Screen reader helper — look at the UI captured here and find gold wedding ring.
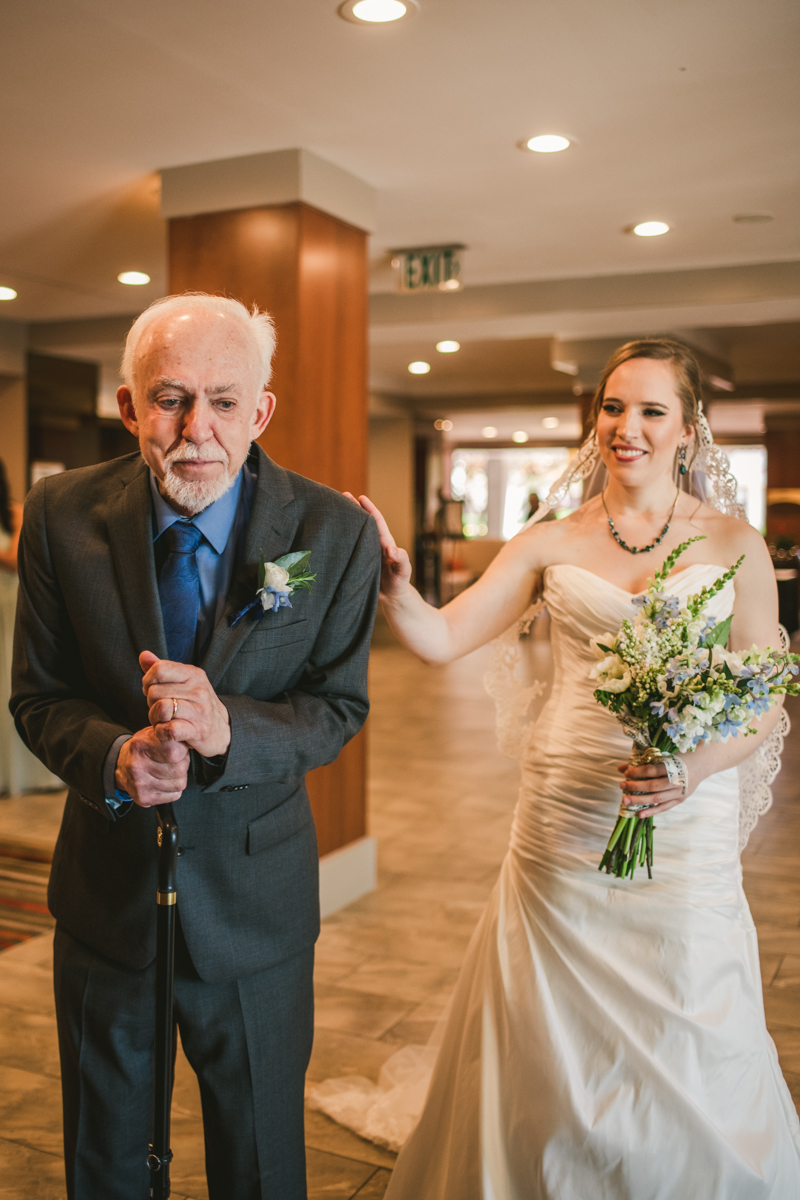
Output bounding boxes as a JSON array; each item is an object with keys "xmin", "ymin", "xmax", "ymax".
[{"xmin": 171, "ymin": 697, "xmax": 178, "ymax": 720}]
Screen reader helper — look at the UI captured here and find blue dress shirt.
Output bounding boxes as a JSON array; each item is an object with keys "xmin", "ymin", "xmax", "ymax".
[{"xmin": 103, "ymin": 463, "xmax": 255, "ymax": 809}]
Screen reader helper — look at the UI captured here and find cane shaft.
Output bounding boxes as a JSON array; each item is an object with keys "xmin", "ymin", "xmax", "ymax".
[{"xmin": 149, "ymin": 803, "xmax": 179, "ymax": 1199}]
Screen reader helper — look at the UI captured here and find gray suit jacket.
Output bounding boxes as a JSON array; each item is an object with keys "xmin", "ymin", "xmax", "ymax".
[{"xmin": 11, "ymin": 446, "xmax": 380, "ymax": 982}]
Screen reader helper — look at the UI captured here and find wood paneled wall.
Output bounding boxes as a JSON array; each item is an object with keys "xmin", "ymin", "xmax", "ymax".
[{"xmin": 169, "ymin": 201, "xmax": 369, "ymax": 857}]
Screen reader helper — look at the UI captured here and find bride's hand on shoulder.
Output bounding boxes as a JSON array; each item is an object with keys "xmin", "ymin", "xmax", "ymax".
[{"xmin": 343, "ymin": 493, "xmax": 412, "ymax": 601}]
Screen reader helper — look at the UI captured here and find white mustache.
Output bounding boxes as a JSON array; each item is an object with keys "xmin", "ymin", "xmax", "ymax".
[{"xmin": 165, "ymin": 444, "xmax": 229, "ymax": 469}]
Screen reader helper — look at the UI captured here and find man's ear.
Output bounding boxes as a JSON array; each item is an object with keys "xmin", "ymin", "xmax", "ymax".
[
  {"xmin": 251, "ymin": 390, "xmax": 276, "ymax": 440},
  {"xmin": 117, "ymin": 386, "xmax": 139, "ymax": 436}
]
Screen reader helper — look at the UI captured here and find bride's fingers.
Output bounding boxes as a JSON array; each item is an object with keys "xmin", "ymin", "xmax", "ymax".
[
  {"xmin": 342, "ymin": 492, "xmax": 409, "ymax": 568},
  {"xmin": 636, "ymin": 795, "xmax": 685, "ymax": 817},
  {"xmin": 623, "ymin": 784, "xmax": 684, "ymax": 812},
  {"xmin": 621, "ymin": 774, "xmax": 668, "ymax": 795},
  {"xmin": 355, "ymin": 495, "xmax": 404, "ymax": 559},
  {"xmin": 624, "ymin": 762, "xmax": 670, "ymax": 780}
]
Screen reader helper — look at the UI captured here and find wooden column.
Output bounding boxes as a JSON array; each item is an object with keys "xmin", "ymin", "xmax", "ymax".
[{"xmin": 168, "ymin": 201, "xmax": 369, "ymax": 857}]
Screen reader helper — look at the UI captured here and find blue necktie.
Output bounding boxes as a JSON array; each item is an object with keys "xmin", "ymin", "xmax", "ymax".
[{"xmin": 158, "ymin": 521, "xmax": 203, "ymax": 664}]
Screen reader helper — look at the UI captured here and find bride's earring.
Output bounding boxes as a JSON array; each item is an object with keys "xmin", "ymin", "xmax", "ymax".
[{"xmin": 678, "ymin": 445, "xmax": 688, "ymax": 475}]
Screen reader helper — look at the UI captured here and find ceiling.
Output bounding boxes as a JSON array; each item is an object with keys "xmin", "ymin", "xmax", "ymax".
[{"xmin": 1, "ymin": 0, "xmax": 799, "ymax": 399}]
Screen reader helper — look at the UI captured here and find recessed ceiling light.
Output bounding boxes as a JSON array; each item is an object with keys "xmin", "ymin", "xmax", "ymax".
[
  {"xmin": 440, "ymin": 278, "xmax": 460, "ymax": 290},
  {"xmin": 630, "ymin": 221, "xmax": 670, "ymax": 237},
  {"xmin": 523, "ymin": 134, "xmax": 571, "ymax": 154},
  {"xmin": 436, "ymin": 340, "xmax": 460, "ymax": 353},
  {"xmin": 512, "ymin": 431, "xmax": 529, "ymax": 443},
  {"xmin": 542, "ymin": 416, "xmax": 560, "ymax": 429},
  {"xmin": 434, "ymin": 418, "xmax": 453, "ymax": 431},
  {"xmin": 408, "ymin": 361, "xmax": 430, "ymax": 374},
  {"xmin": 733, "ymin": 213, "xmax": 773, "ymax": 224},
  {"xmin": 118, "ymin": 271, "xmax": 151, "ymax": 285},
  {"xmin": 338, "ymin": 0, "xmax": 418, "ymax": 23},
  {"xmin": 0, "ymin": 286, "xmax": 17, "ymax": 301},
  {"xmin": 482, "ymin": 426, "xmax": 498, "ymax": 439}
]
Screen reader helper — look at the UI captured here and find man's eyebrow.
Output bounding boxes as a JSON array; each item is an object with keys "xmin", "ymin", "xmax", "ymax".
[
  {"xmin": 207, "ymin": 383, "xmax": 237, "ymax": 396},
  {"xmin": 148, "ymin": 377, "xmax": 193, "ymax": 398}
]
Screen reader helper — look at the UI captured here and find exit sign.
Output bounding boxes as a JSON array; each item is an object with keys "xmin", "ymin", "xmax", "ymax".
[{"xmin": 394, "ymin": 245, "xmax": 464, "ymax": 293}]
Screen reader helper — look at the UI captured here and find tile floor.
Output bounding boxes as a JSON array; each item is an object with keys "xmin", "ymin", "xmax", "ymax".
[{"xmin": 0, "ymin": 633, "xmax": 798, "ymax": 1197}]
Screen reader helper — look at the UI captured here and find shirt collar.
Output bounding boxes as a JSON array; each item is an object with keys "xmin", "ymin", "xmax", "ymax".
[{"xmin": 149, "ymin": 468, "xmax": 244, "ymax": 555}]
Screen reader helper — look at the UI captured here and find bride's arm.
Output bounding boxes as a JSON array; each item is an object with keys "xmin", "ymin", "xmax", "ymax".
[
  {"xmin": 623, "ymin": 525, "xmax": 785, "ymax": 815},
  {"xmin": 346, "ymin": 495, "xmax": 543, "ymax": 664}
]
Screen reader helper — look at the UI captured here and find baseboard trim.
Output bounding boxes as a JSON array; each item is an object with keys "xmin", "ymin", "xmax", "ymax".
[{"xmin": 319, "ymin": 836, "xmax": 377, "ymax": 919}]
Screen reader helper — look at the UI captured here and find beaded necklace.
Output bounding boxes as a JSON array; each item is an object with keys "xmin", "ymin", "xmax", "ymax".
[{"xmin": 601, "ymin": 489, "xmax": 680, "ymax": 555}]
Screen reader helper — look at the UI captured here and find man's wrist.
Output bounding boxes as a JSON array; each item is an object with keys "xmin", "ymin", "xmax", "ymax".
[{"xmin": 104, "ymin": 734, "xmax": 131, "ymax": 800}]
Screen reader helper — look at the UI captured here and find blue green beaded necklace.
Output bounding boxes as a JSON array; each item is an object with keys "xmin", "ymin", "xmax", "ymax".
[{"xmin": 602, "ymin": 488, "xmax": 680, "ymax": 555}]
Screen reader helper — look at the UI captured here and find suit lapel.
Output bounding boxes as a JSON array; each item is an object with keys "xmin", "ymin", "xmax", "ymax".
[
  {"xmin": 201, "ymin": 449, "xmax": 299, "ymax": 688},
  {"xmin": 107, "ymin": 459, "xmax": 168, "ymax": 660}
]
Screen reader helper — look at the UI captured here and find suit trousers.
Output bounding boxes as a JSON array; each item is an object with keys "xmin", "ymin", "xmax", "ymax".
[{"xmin": 53, "ymin": 920, "xmax": 314, "ymax": 1200}]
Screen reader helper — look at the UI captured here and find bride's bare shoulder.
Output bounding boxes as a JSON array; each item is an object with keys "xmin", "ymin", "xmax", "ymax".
[
  {"xmin": 686, "ymin": 499, "xmax": 768, "ymax": 561},
  {"xmin": 509, "ymin": 498, "xmax": 603, "ymax": 567}
]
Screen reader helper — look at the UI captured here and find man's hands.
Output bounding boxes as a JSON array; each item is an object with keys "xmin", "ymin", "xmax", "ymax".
[
  {"xmin": 115, "ymin": 652, "xmax": 231, "ymax": 809},
  {"xmin": 115, "ymin": 727, "xmax": 189, "ymax": 808},
  {"xmin": 140, "ymin": 651, "xmax": 231, "ymax": 760}
]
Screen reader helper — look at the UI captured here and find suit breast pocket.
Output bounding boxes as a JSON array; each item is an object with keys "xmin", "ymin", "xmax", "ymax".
[{"xmin": 239, "ymin": 618, "xmax": 310, "ymax": 654}]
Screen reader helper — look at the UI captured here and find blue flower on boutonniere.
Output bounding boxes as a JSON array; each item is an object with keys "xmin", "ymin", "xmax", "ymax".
[{"xmin": 230, "ymin": 551, "xmax": 316, "ymax": 626}]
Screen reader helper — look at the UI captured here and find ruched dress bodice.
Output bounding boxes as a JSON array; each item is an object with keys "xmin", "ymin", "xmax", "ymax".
[{"xmin": 385, "ymin": 564, "xmax": 800, "ymax": 1200}]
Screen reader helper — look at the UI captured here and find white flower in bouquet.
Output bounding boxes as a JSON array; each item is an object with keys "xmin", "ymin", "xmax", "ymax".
[{"xmin": 590, "ymin": 653, "xmax": 632, "ymax": 693}]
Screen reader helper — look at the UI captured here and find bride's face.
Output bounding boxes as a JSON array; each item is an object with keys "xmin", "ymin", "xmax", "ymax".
[{"xmin": 596, "ymin": 358, "xmax": 693, "ymax": 485}]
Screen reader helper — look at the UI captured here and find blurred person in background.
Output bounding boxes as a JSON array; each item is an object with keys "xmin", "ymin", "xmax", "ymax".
[{"xmin": 0, "ymin": 458, "xmax": 61, "ymax": 795}]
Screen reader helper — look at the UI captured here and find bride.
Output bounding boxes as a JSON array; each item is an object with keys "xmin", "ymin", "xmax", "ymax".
[{"xmin": 331, "ymin": 339, "xmax": 800, "ymax": 1198}]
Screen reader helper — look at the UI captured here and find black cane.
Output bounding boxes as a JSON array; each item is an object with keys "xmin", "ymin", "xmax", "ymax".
[{"xmin": 148, "ymin": 803, "xmax": 179, "ymax": 1199}]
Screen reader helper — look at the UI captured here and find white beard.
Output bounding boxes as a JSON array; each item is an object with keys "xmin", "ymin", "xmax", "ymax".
[{"xmin": 159, "ymin": 444, "xmax": 235, "ymax": 514}]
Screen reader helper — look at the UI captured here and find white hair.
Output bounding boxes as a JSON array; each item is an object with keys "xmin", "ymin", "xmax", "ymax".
[{"xmin": 121, "ymin": 292, "xmax": 276, "ymax": 393}]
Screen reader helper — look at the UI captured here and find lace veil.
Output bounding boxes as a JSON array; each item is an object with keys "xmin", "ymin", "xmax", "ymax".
[{"xmin": 485, "ymin": 400, "xmax": 788, "ymax": 850}]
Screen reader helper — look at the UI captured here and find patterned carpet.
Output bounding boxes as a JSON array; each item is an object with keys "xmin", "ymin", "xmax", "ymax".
[{"xmin": 0, "ymin": 842, "xmax": 54, "ymax": 950}]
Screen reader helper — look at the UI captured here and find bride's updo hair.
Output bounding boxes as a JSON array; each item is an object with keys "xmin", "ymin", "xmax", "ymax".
[{"xmin": 589, "ymin": 339, "xmax": 703, "ymax": 461}]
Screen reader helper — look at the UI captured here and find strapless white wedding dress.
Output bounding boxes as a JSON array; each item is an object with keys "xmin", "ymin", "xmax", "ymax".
[{"xmin": 313, "ymin": 564, "xmax": 800, "ymax": 1199}]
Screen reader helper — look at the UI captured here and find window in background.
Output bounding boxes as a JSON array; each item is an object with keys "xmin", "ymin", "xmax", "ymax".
[
  {"xmin": 722, "ymin": 445, "xmax": 767, "ymax": 532},
  {"xmin": 451, "ymin": 447, "xmax": 579, "ymax": 539},
  {"xmin": 450, "ymin": 450, "xmax": 488, "ymax": 536}
]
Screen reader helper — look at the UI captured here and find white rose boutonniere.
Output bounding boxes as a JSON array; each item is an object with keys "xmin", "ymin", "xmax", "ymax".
[{"xmin": 231, "ymin": 551, "xmax": 317, "ymax": 626}]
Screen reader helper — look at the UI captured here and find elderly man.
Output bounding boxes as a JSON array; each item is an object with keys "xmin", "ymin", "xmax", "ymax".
[{"xmin": 11, "ymin": 293, "xmax": 380, "ymax": 1200}]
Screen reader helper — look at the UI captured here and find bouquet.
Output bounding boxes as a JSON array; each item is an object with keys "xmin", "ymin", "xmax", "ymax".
[{"xmin": 589, "ymin": 537, "xmax": 800, "ymax": 880}]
